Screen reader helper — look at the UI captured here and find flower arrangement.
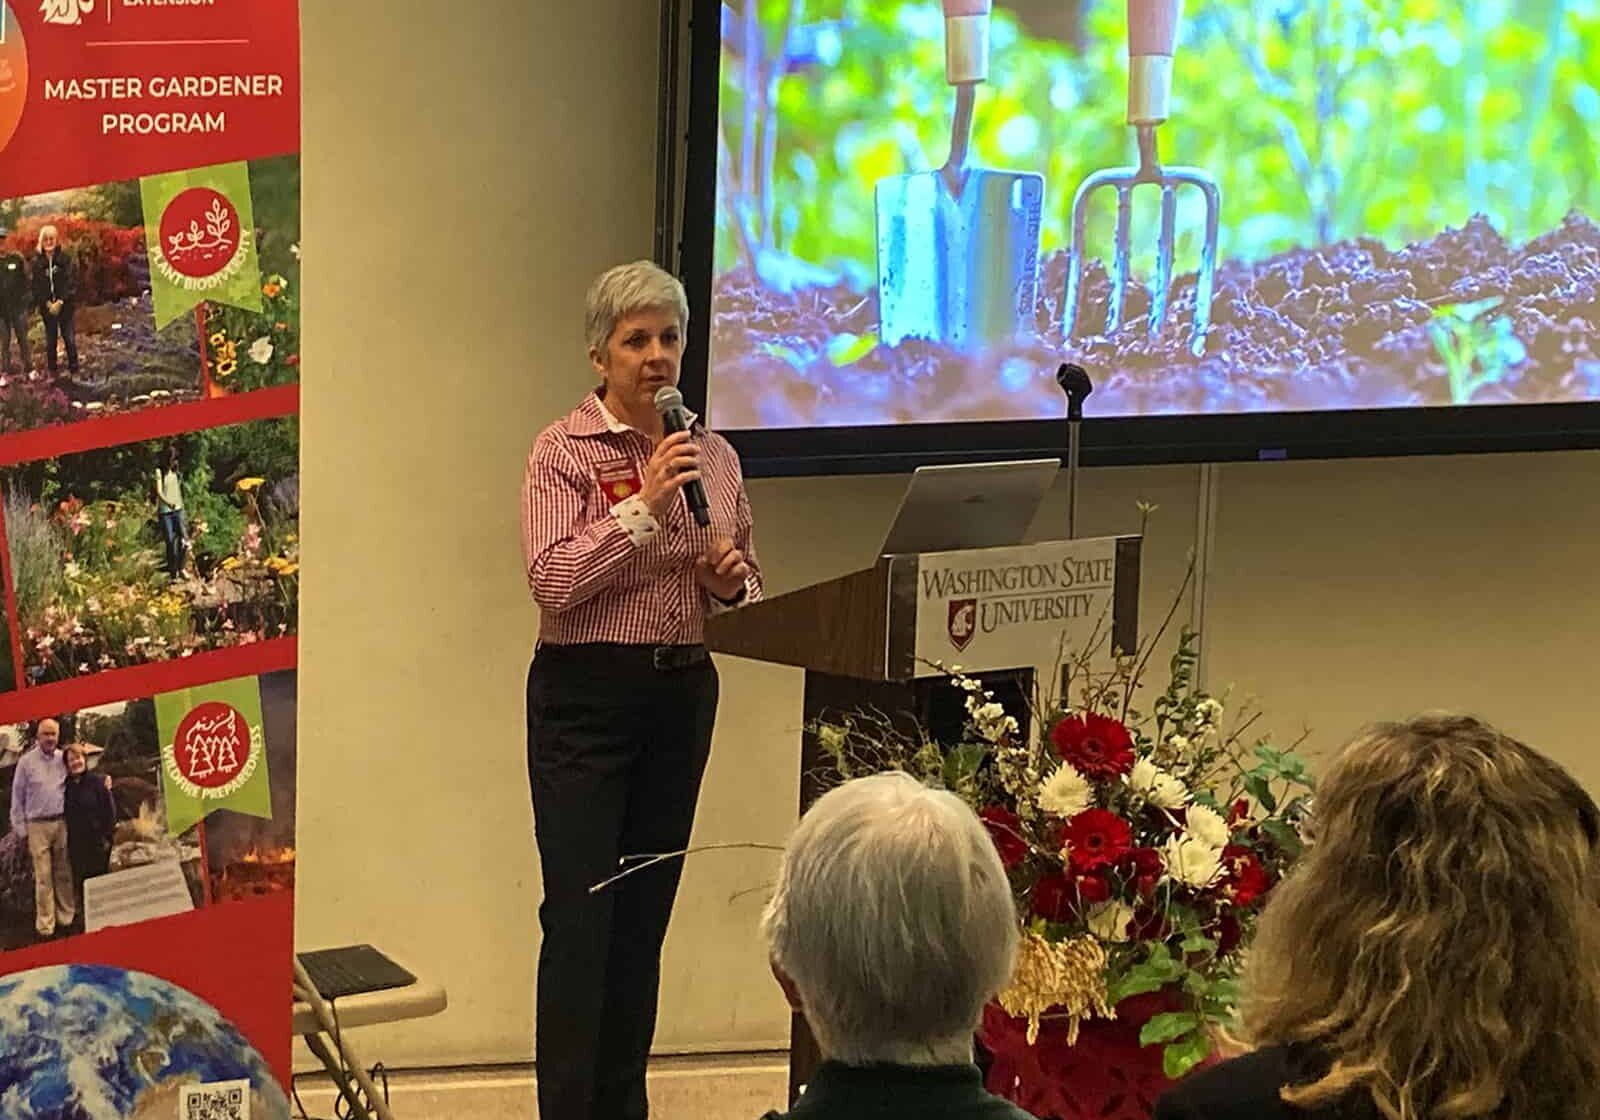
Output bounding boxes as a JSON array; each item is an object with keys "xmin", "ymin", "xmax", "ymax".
[{"xmin": 811, "ymin": 595, "xmax": 1315, "ymax": 1119}]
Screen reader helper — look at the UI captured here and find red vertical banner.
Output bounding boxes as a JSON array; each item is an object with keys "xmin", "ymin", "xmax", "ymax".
[{"xmin": 0, "ymin": 0, "xmax": 301, "ymax": 1113}]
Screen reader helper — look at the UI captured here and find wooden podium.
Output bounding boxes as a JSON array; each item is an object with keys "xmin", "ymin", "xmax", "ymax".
[{"xmin": 705, "ymin": 534, "xmax": 1141, "ymax": 1099}]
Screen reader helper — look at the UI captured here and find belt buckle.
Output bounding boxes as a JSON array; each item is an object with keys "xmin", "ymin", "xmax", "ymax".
[{"xmin": 653, "ymin": 646, "xmax": 703, "ymax": 671}]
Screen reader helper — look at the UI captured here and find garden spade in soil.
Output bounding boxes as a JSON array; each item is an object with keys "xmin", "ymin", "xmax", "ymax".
[
  {"xmin": 1063, "ymin": 0, "xmax": 1219, "ymax": 357},
  {"xmin": 875, "ymin": 0, "xmax": 1044, "ymax": 351}
]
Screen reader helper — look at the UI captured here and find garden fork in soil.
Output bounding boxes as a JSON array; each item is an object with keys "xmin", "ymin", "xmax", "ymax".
[{"xmin": 1062, "ymin": 0, "xmax": 1219, "ymax": 357}]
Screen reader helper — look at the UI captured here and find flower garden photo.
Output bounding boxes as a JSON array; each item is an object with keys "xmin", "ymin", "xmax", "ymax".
[
  {"xmin": 811, "ymin": 589, "xmax": 1316, "ymax": 1119},
  {"xmin": 3, "ymin": 416, "xmax": 299, "ymax": 686},
  {"xmin": 0, "ymin": 155, "xmax": 300, "ymax": 434}
]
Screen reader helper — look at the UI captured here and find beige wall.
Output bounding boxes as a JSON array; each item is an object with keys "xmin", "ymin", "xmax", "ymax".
[
  {"xmin": 297, "ymin": 0, "xmax": 668, "ymax": 1067},
  {"xmin": 298, "ymin": 0, "xmax": 1600, "ymax": 1071}
]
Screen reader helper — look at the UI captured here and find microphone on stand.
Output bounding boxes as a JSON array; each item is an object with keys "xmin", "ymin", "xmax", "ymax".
[
  {"xmin": 653, "ymin": 386, "xmax": 712, "ymax": 527},
  {"xmin": 1055, "ymin": 363, "xmax": 1093, "ymax": 540}
]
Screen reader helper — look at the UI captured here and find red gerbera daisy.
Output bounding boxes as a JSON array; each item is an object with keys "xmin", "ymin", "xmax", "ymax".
[
  {"xmin": 1221, "ymin": 843, "xmax": 1272, "ymax": 907},
  {"xmin": 1063, "ymin": 808, "xmax": 1134, "ymax": 873},
  {"xmin": 979, "ymin": 805, "xmax": 1028, "ymax": 869},
  {"xmin": 1029, "ymin": 873, "xmax": 1074, "ymax": 923},
  {"xmin": 1075, "ymin": 871, "xmax": 1111, "ymax": 905},
  {"xmin": 1121, "ymin": 846, "xmax": 1165, "ymax": 898},
  {"xmin": 1030, "ymin": 871, "xmax": 1110, "ymax": 923},
  {"xmin": 1049, "ymin": 713, "xmax": 1136, "ymax": 779}
]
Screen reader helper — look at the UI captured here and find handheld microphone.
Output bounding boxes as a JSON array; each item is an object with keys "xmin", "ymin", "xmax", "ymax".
[{"xmin": 653, "ymin": 386, "xmax": 711, "ymax": 527}]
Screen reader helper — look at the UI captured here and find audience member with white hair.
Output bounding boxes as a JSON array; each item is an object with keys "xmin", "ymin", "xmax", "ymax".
[{"xmin": 759, "ymin": 772, "xmax": 1033, "ymax": 1120}]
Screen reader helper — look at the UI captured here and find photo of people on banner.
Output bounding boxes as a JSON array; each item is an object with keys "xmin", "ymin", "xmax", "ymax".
[
  {"xmin": 3, "ymin": 416, "xmax": 299, "ymax": 686},
  {"xmin": 0, "ymin": 670, "xmax": 295, "ymax": 952},
  {"xmin": 0, "ymin": 155, "xmax": 299, "ymax": 434}
]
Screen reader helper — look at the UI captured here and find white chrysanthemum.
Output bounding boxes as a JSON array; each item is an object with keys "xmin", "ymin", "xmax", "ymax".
[
  {"xmin": 1196, "ymin": 697, "xmax": 1224, "ymax": 724},
  {"xmin": 1167, "ymin": 733, "xmax": 1192, "ymax": 753},
  {"xmin": 1163, "ymin": 836, "xmax": 1224, "ymax": 888},
  {"xmin": 1085, "ymin": 900, "xmax": 1136, "ymax": 943},
  {"xmin": 1038, "ymin": 763, "xmax": 1092, "ymax": 818},
  {"xmin": 1185, "ymin": 803, "xmax": 1231, "ymax": 850},
  {"xmin": 1127, "ymin": 759, "xmax": 1190, "ymax": 810}
]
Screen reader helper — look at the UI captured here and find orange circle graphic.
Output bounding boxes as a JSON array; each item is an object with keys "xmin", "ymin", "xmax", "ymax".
[{"xmin": 0, "ymin": 5, "xmax": 28, "ymax": 155}]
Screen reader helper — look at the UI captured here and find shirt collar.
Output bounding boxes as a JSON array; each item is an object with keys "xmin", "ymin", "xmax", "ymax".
[
  {"xmin": 790, "ymin": 1062, "xmax": 985, "ymax": 1115},
  {"xmin": 570, "ymin": 390, "xmax": 699, "ymax": 438}
]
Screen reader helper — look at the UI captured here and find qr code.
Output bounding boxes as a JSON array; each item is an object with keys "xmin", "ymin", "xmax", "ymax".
[{"xmin": 180, "ymin": 1080, "xmax": 251, "ymax": 1120}]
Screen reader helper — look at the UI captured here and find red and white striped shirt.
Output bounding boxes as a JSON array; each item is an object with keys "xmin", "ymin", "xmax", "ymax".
[{"xmin": 521, "ymin": 392, "xmax": 763, "ymax": 646}]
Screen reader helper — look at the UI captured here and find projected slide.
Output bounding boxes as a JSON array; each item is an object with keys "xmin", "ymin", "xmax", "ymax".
[{"xmin": 708, "ymin": 0, "xmax": 1600, "ymax": 428}]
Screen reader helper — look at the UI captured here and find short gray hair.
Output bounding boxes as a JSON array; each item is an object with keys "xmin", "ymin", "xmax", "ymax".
[
  {"xmin": 761, "ymin": 772, "xmax": 1019, "ymax": 1066},
  {"xmin": 584, "ymin": 260, "xmax": 689, "ymax": 357}
]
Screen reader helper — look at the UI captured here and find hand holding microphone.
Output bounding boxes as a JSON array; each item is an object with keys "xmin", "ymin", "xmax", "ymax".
[
  {"xmin": 651, "ymin": 387, "xmax": 712, "ymax": 526},
  {"xmin": 640, "ymin": 431, "xmax": 700, "ymax": 519}
]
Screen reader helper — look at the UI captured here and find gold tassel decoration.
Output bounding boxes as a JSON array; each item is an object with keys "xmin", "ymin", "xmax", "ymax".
[{"xmin": 996, "ymin": 931, "xmax": 1114, "ymax": 1045}]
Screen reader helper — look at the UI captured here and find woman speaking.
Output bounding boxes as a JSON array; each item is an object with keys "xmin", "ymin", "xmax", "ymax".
[{"xmin": 520, "ymin": 260, "xmax": 761, "ymax": 1120}]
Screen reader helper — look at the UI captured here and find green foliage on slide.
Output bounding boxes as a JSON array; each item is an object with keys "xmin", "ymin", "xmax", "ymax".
[{"xmin": 719, "ymin": 0, "xmax": 1600, "ymax": 278}]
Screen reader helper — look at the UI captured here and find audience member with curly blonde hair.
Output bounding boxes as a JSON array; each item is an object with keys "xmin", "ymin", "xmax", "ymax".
[{"xmin": 1157, "ymin": 714, "xmax": 1600, "ymax": 1120}]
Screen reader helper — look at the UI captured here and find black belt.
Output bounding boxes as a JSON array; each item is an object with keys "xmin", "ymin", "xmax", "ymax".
[{"xmin": 537, "ymin": 642, "xmax": 709, "ymax": 673}]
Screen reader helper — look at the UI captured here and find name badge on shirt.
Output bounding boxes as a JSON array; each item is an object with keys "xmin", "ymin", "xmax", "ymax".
[{"xmin": 595, "ymin": 458, "xmax": 644, "ymax": 506}]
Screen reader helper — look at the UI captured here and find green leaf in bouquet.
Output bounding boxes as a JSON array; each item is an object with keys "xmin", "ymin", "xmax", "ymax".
[
  {"xmin": 1244, "ymin": 772, "xmax": 1279, "ymax": 812},
  {"xmin": 1108, "ymin": 969, "xmax": 1169, "ymax": 1004},
  {"xmin": 1140, "ymin": 1011, "xmax": 1201, "ymax": 1047},
  {"xmin": 941, "ymin": 742, "xmax": 987, "ymax": 792},
  {"xmin": 1280, "ymin": 757, "xmax": 1312, "ymax": 784},
  {"xmin": 1181, "ymin": 932, "xmax": 1217, "ymax": 957},
  {"xmin": 1163, "ymin": 1031, "xmax": 1213, "ymax": 1080},
  {"xmin": 1259, "ymin": 817, "xmax": 1304, "ymax": 859},
  {"xmin": 1201, "ymin": 978, "xmax": 1242, "ymax": 1015},
  {"xmin": 1107, "ymin": 945, "xmax": 1185, "ymax": 1005}
]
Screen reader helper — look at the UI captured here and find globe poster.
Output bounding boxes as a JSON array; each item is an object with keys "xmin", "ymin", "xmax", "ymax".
[{"xmin": 0, "ymin": 1, "xmax": 301, "ymax": 1115}]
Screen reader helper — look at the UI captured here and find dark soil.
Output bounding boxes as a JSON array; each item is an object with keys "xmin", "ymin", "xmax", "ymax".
[{"xmin": 709, "ymin": 211, "xmax": 1600, "ymax": 427}]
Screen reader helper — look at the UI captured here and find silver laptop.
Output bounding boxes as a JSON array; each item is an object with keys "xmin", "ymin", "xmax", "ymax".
[{"xmin": 879, "ymin": 459, "xmax": 1061, "ymax": 556}]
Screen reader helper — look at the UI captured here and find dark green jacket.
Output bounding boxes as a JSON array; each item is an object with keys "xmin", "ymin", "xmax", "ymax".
[
  {"xmin": 763, "ymin": 1062, "xmax": 1036, "ymax": 1120},
  {"xmin": 0, "ymin": 253, "xmax": 27, "ymax": 316}
]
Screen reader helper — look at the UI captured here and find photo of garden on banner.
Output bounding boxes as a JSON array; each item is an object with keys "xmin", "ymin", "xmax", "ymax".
[
  {"xmin": 3, "ymin": 415, "xmax": 300, "ymax": 687},
  {"xmin": 707, "ymin": 0, "xmax": 1600, "ymax": 427},
  {"xmin": 0, "ymin": 155, "xmax": 300, "ymax": 434}
]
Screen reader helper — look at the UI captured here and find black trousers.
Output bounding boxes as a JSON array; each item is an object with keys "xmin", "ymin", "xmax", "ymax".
[
  {"xmin": 526, "ymin": 643, "xmax": 718, "ymax": 1120},
  {"xmin": 43, "ymin": 308, "xmax": 77, "ymax": 374},
  {"xmin": 0, "ymin": 309, "xmax": 28, "ymax": 371}
]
